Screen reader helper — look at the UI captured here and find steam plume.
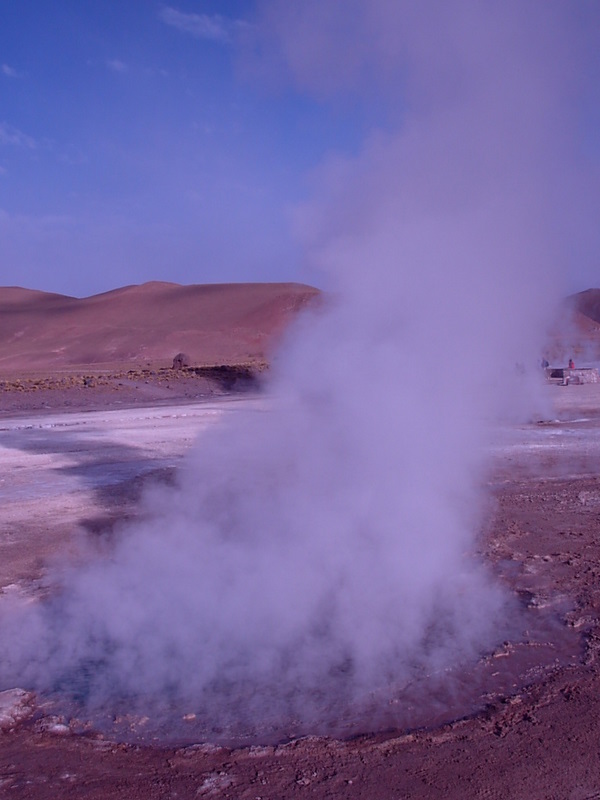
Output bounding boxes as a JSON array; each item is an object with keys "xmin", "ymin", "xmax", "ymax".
[{"xmin": 0, "ymin": 1, "xmax": 595, "ymax": 740}]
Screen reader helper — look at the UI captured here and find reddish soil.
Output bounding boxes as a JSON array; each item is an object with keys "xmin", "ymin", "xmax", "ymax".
[
  {"xmin": 0, "ymin": 364, "xmax": 263, "ymax": 416},
  {"xmin": 0, "ymin": 386, "xmax": 599, "ymax": 798}
]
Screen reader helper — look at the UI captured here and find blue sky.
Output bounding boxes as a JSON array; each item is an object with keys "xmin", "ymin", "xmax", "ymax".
[
  {"xmin": 0, "ymin": 2, "xmax": 598, "ymax": 298},
  {"xmin": 0, "ymin": 1, "xmax": 371, "ymax": 296}
]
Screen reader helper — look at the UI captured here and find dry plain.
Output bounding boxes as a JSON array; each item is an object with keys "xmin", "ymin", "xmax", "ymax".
[{"xmin": 1, "ymin": 379, "xmax": 600, "ymax": 799}]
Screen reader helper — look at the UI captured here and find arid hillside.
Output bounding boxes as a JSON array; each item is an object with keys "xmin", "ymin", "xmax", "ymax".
[
  {"xmin": 2, "ymin": 279, "xmax": 599, "ymax": 375},
  {"xmin": 0, "ymin": 281, "xmax": 320, "ymax": 371},
  {"xmin": 549, "ymin": 288, "xmax": 600, "ymax": 363},
  {"xmin": 570, "ymin": 288, "xmax": 600, "ymax": 324}
]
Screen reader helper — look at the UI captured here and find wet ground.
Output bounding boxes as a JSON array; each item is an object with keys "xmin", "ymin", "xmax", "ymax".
[
  {"xmin": 2, "ymin": 382, "xmax": 600, "ymax": 798},
  {"xmin": 0, "ymin": 396, "xmax": 267, "ymax": 589}
]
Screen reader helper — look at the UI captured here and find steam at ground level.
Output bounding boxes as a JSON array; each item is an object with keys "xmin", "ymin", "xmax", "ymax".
[{"xmin": 0, "ymin": 0, "xmax": 597, "ymax": 744}]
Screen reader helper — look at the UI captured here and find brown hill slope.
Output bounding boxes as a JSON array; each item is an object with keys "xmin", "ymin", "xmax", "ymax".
[
  {"xmin": 0, "ymin": 281, "xmax": 319, "ymax": 371},
  {"xmin": 547, "ymin": 289, "xmax": 600, "ymax": 364},
  {"xmin": 568, "ymin": 289, "xmax": 600, "ymax": 327}
]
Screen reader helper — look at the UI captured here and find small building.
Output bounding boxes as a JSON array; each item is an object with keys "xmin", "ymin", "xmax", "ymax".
[{"xmin": 547, "ymin": 367, "xmax": 599, "ymax": 384}]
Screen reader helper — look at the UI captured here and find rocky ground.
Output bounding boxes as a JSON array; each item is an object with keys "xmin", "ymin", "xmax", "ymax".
[
  {"xmin": 1, "ymin": 379, "xmax": 600, "ymax": 798},
  {"xmin": 0, "ymin": 364, "xmax": 263, "ymax": 416}
]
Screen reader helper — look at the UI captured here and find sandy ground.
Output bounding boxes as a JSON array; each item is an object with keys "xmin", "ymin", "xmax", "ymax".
[{"xmin": 2, "ymin": 381, "xmax": 600, "ymax": 798}]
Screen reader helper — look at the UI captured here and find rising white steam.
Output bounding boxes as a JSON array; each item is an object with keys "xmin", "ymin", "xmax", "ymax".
[{"xmin": 0, "ymin": 1, "xmax": 594, "ymax": 740}]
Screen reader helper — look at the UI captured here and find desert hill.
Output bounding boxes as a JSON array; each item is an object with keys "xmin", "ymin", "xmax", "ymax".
[
  {"xmin": 0, "ymin": 281, "xmax": 320, "ymax": 372},
  {"xmin": 567, "ymin": 289, "xmax": 600, "ymax": 330},
  {"xmin": 2, "ymin": 279, "xmax": 599, "ymax": 375},
  {"xmin": 549, "ymin": 289, "xmax": 600, "ymax": 364}
]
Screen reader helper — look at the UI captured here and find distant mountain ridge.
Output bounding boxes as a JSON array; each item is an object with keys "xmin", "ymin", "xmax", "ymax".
[{"xmin": 0, "ymin": 281, "xmax": 320, "ymax": 371}]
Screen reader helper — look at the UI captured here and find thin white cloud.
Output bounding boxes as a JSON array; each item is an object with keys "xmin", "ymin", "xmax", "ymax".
[
  {"xmin": 1, "ymin": 64, "xmax": 22, "ymax": 79},
  {"xmin": 58, "ymin": 150, "xmax": 88, "ymax": 166},
  {"xmin": 0, "ymin": 208, "xmax": 77, "ymax": 232},
  {"xmin": 159, "ymin": 6, "xmax": 242, "ymax": 44},
  {"xmin": 107, "ymin": 59, "xmax": 128, "ymax": 73},
  {"xmin": 0, "ymin": 122, "xmax": 36, "ymax": 149}
]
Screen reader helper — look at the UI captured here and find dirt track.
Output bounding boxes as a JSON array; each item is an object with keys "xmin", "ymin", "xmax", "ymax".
[{"xmin": 2, "ymin": 382, "xmax": 600, "ymax": 799}]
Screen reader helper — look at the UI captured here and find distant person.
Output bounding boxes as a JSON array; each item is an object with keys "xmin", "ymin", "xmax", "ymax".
[
  {"xmin": 541, "ymin": 358, "xmax": 549, "ymax": 370},
  {"xmin": 569, "ymin": 358, "xmax": 575, "ymax": 369}
]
